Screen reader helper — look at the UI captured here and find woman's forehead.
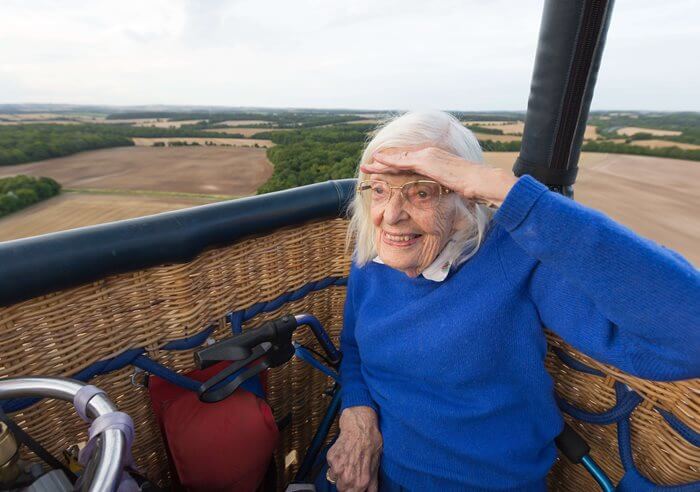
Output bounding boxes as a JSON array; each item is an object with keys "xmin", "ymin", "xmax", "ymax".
[{"xmin": 368, "ymin": 172, "xmax": 425, "ymax": 183}]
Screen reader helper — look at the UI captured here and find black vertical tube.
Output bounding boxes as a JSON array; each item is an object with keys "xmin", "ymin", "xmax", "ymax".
[{"xmin": 514, "ymin": 0, "xmax": 615, "ymax": 196}]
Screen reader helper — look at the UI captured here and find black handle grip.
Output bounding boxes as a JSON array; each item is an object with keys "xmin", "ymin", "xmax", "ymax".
[
  {"xmin": 194, "ymin": 315, "xmax": 298, "ymax": 369},
  {"xmin": 195, "ymin": 327, "xmax": 268, "ymax": 369},
  {"xmin": 555, "ymin": 423, "xmax": 591, "ymax": 464},
  {"xmin": 193, "ymin": 314, "xmax": 300, "ymax": 402}
]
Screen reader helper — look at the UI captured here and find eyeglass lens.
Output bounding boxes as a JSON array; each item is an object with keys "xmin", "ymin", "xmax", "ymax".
[{"xmin": 361, "ymin": 181, "xmax": 441, "ymax": 209}]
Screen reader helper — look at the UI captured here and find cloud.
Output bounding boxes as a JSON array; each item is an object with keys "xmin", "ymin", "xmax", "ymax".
[{"xmin": 0, "ymin": 0, "xmax": 697, "ymax": 110}]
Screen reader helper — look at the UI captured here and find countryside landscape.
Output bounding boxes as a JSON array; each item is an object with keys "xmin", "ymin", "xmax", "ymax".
[{"xmin": 1, "ymin": 105, "xmax": 698, "ymax": 264}]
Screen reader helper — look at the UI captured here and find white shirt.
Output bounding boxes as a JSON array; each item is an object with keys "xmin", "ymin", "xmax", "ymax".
[{"xmin": 372, "ymin": 239, "xmax": 454, "ymax": 282}]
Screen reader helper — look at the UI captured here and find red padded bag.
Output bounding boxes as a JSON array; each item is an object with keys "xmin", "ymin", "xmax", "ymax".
[{"xmin": 148, "ymin": 363, "xmax": 278, "ymax": 492}]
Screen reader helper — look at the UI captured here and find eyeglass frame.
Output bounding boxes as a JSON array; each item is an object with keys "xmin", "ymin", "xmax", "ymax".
[{"xmin": 356, "ymin": 179, "xmax": 452, "ymax": 209}]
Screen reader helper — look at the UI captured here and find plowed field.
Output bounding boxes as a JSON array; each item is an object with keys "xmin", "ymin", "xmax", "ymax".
[
  {"xmin": 0, "ymin": 193, "xmax": 215, "ymax": 242},
  {"xmin": 484, "ymin": 152, "xmax": 699, "ymax": 264},
  {"xmin": 0, "ymin": 146, "xmax": 272, "ymax": 195},
  {"xmin": 2, "ymin": 148, "xmax": 697, "ymax": 268}
]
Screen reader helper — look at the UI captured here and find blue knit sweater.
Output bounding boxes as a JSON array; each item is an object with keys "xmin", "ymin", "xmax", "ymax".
[{"xmin": 339, "ymin": 175, "xmax": 700, "ymax": 491}]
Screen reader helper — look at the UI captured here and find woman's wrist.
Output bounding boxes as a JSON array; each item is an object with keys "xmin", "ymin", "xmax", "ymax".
[
  {"xmin": 471, "ymin": 167, "xmax": 518, "ymax": 207},
  {"xmin": 339, "ymin": 406, "xmax": 378, "ymax": 432}
]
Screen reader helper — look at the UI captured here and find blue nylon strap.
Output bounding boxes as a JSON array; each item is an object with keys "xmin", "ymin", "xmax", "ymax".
[
  {"xmin": 161, "ymin": 326, "xmax": 216, "ymax": 350},
  {"xmin": 554, "ymin": 345, "xmax": 700, "ymax": 447},
  {"xmin": 552, "ymin": 347, "xmax": 606, "ymax": 377},
  {"xmin": 228, "ymin": 311, "xmax": 244, "ymax": 334},
  {"xmin": 0, "ymin": 337, "xmax": 262, "ymax": 412},
  {"xmin": 232, "ymin": 277, "xmax": 347, "ymax": 333},
  {"xmin": 132, "ymin": 356, "xmax": 199, "ymax": 392},
  {"xmin": 1, "ymin": 276, "xmax": 347, "ymax": 413},
  {"xmin": 554, "ymin": 346, "xmax": 700, "ymax": 490},
  {"xmin": 617, "ymin": 417, "xmax": 700, "ymax": 492},
  {"xmin": 1, "ymin": 346, "xmax": 151, "ymax": 413},
  {"xmin": 556, "ymin": 382, "xmax": 643, "ymax": 425},
  {"xmin": 133, "ymin": 356, "xmax": 264, "ymax": 399},
  {"xmin": 657, "ymin": 408, "xmax": 700, "ymax": 448}
]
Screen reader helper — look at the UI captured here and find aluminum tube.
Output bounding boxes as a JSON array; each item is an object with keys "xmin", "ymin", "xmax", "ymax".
[{"xmin": 0, "ymin": 377, "xmax": 125, "ymax": 492}]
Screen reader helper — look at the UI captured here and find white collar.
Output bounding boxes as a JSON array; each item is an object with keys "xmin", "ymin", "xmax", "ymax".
[{"xmin": 372, "ymin": 239, "xmax": 454, "ymax": 282}]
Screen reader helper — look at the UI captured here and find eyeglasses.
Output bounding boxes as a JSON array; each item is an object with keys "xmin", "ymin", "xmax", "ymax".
[{"xmin": 357, "ymin": 179, "xmax": 451, "ymax": 210}]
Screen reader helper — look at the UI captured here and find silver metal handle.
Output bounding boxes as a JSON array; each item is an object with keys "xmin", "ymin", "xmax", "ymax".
[{"xmin": 0, "ymin": 377, "xmax": 126, "ymax": 492}]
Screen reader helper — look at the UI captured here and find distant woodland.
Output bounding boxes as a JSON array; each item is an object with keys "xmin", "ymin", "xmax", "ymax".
[
  {"xmin": 257, "ymin": 125, "xmax": 527, "ymax": 194},
  {"xmin": 107, "ymin": 111, "xmax": 369, "ymax": 128},
  {"xmin": 255, "ymin": 125, "xmax": 366, "ymax": 194},
  {"xmin": 0, "ymin": 175, "xmax": 61, "ymax": 217},
  {"xmin": 1, "ymin": 112, "xmax": 697, "ymax": 192},
  {"xmin": 590, "ymin": 112, "xmax": 700, "ymax": 146},
  {"xmin": 0, "ymin": 124, "xmax": 245, "ymax": 165},
  {"xmin": 255, "ymin": 112, "xmax": 700, "ymax": 194},
  {"xmin": 582, "ymin": 140, "xmax": 700, "ymax": 160}
]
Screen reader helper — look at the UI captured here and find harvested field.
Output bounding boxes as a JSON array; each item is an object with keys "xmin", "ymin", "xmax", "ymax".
[
  {"xmin": 629, "ymin": 139, "xmax": 700, "ymax": 150},
  {"xmin": 600, "ymin": 138, "xmax": 627, "ymax": 144},
  {"xmin": 131, "ymin": 119, "xmax": 203, "ymax": 128},
  {"xmin": 0, "ymin": 193, "xmax": 216, "ymax": 242},
  {"xmin": 205, "ymin": 127, "xmax": 288, "ymax": 137},
  {"xmin": 0, "ymin": 113, "xmax": 64, "ymax": 121},
  {"xmin": 0, "ymin": 120, "xmax": 81, "ymax": 125},
  {"xmin": 347, "ymin": 119, "xmax": 382, "ymax": 125},
  {"xmin": 132, "ymin": 137, "xmax": 274, "ymax": 148},
  {"xmin": 2, "ymin": 146, "xmax": 696, "ymax": 267},
  {"xmin": 467, "ymin": 121, "xmax": 599, "ymax": 140},
  {"xmin": 484, "ymin": 152, "xmax": 699, "ymax": 264},
  {"xmin": 463, "ymin": 120, "xmax": 514, "ymax": 126},
  {"xmin": 616, "ymin": 127, "xmax": 682, "ymax": 137},
  {"xmin": 464, "ymin": 121, "xmax": 524, "ymax": 135},
  {"xmin": 473, "ymin": 133, "xmax": 522, "ymax": 143},
  {"xmin": 0, "ymin": 146, "xmax": 273, "ymax": 196},
  {"xmin": 102, "ymin": 118, "xmax": 162, "ymax": 125},
  {"xmin": 490, "ymin": 122, "xmax": 524, "ymax": 135},
  {"xmin": 218, "ymin": 120, "xmax": 272, "ymax": 126},
  {"xmin": 584, "ymin": 125, "xmax": 599, "ymax": 140}
]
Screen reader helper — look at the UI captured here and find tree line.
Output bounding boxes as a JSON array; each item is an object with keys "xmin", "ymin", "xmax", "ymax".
[
  {"xmin": 581, "ymin": 140, "xmax": 700, "ymax": 160},
  {"xmin": 256, "ymin": 122, "xmax": 699, "ymax": 195},
  {"xmin": 590, "ymin": 112, "xmax": 700, "ymax": 146},
  {"xmin": 256, "ymin": 126, "xmax": 366, "ymax": 194},
  {"xmin": 256, "ymin": 125, "xmax": 526, "ymax": 194},
  {"xmin": 107, "ymin": 111, "xmax": 373, "ymax": 128},
  {"xmin": 0, "ymin": 124, "xmax": 245, "ymax": 166},
  {"xmin": 466, "ymin": 125, "xmax": 505, "ymax": 135},
  {"xmin": 0, "ymin": 175, "xmax": 61, "ymax": 218}
]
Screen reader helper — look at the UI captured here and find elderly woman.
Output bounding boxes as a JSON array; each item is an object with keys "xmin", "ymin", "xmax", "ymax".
[{"xmin": 322, "ymin": 111, "xmax": 699, "ymax": 492}]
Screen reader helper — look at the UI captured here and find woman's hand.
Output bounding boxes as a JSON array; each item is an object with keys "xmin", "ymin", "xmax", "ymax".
[
  {"xmin": 326, "ymin": 406, "xmax": 383, "ymax": 492},
  {"xmin": 361, "ymin": 146, "xmax": 518, "ymax": 207}
]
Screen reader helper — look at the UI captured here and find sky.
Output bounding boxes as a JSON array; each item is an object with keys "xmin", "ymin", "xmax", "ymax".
[{"xmin": 1, "ymin": 0, "xmax": 698, "ymax": 111}]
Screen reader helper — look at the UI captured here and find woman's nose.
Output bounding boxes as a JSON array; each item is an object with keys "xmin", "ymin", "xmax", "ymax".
[{"xmin": 382, "ymin": 190, "xmax": 409, "ymax": 224}]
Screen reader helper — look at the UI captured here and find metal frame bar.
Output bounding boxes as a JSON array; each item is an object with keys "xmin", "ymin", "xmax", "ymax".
[{"xmin": 0, "ymin": 377, "xmax": 126, "ymax": 492}]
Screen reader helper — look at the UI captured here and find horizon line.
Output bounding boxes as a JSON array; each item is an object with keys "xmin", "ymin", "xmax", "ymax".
[{"xmin": 2, "ymin": 102, "xmax": 699, "ymax": 114}]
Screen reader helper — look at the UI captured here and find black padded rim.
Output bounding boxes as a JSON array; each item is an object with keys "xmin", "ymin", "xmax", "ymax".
[
  {"xmin": 515, "ymin": 0, "xmax": 614, "ymax": 188},
  {"xmin": 0, "ymin": 179, "xmax": 356, "ymax": 307}
]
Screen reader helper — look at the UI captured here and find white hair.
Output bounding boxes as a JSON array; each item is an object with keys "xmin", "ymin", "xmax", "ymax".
[{"xmin": 346, "ymin": 110, "xmax": 494, "ymax": 268}]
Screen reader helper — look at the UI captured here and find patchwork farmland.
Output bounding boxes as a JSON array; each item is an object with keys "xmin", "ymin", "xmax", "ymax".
[{"xmin": 1, "ymin": 109, "xmax": 698, "ymax": 266}]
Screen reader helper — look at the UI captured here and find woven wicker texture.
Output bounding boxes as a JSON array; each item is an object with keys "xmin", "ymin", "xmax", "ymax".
[
  {"xmin": 545, "ymin": 333, "xmax": 700, "ymax": 490},
  {"xmin": 1, "ymin": 217, "xmax": 697, "ymax": 490},
  {"xmin": 0, "ymin": 219, "xmax": 350, "ymax": 487}
]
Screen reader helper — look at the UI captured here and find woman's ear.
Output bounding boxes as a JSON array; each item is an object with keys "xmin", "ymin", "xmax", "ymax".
[{"xmin": 450, "ymin": 200, "xmax": 472, "ymax": 234}]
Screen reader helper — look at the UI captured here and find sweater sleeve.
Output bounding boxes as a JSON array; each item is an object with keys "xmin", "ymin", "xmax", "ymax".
[
  {"xmin": 493, "ymin": 175, "xmax": 700, "ymax": 381},
  {"xmin": 339, "ymin": 264, "xmax": 379, "ymax": 412}
]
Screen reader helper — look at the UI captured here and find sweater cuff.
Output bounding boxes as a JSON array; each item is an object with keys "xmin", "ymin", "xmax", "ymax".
[
  {"xmin": 341, "ymin": 387, "xmax": 378, "ymax": 413},
  {"xmin": 493, "ymin": 174, "xmax": 549, "ymax": 232}
]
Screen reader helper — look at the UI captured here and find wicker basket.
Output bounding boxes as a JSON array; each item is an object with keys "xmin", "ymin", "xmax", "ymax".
[{"xmin": 0, "ymin": 217, "xmax": 697, "ymax": 490}]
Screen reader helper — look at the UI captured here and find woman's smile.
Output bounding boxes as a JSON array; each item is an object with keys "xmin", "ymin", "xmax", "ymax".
[
  {"xmin": 370, "ymin": 172, "xmax": 456, "ymax": 277},
  {"xmin": 381, "ymin": 230, "xmax": 422, "ymax": 248}
]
